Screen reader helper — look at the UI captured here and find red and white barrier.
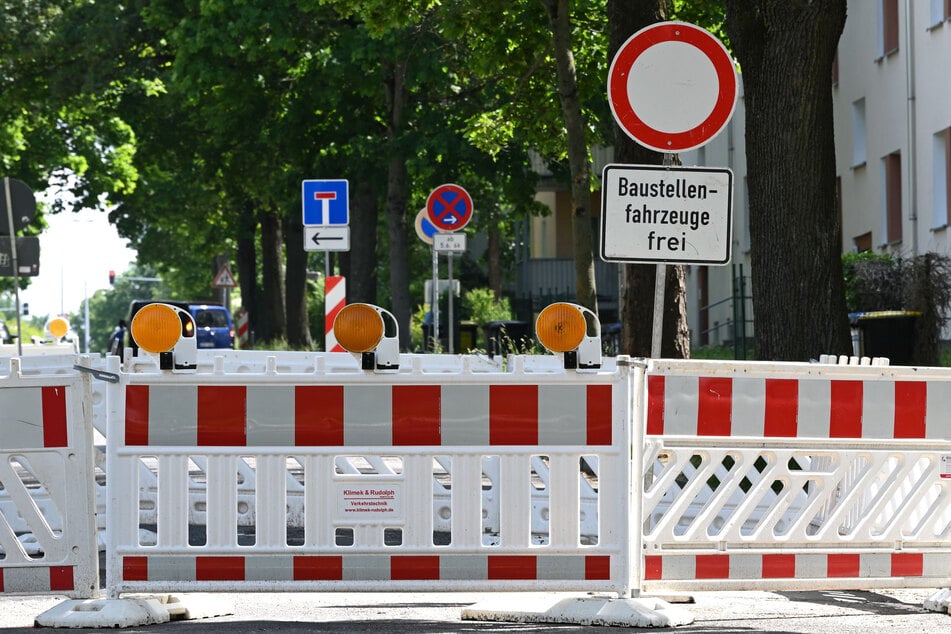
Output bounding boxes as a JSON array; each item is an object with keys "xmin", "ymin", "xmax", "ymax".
[
  {"xmin": 638, "ymin": 359, "xmax": 951, "ymax": 594},
  {"xmin": 100, "ymin": 352, "xmax": 635, "ymax": 608},
  {"xmin": 0, "ymin": 358, "xmax": 98, "ymax": 598},
  {"xmin": 324, "ymin": 276, "xmax": 345, "ymax": 352}
]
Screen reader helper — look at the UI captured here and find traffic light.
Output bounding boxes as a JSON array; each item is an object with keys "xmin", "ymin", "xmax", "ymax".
[{"xmin": 109, "ymin": 270, "xmax": 115, "ymax": 285}]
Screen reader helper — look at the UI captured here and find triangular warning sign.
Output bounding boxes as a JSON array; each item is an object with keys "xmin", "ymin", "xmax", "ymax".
[{"xmin": 213, "ymin": 264, "xmax": 238, "ymax": 288}]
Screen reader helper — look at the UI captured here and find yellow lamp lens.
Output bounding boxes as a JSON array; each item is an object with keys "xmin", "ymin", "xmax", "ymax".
[
  {"xmin": 333, "ymin": 303, "xmax": 384, "ymax": 353},
  {"xmin": 48, "ymin": 317, "xmax": 69, "ymax": 339},
  {"xmin": 131, "ymin": 303, "xmax": 184, "ymax": 353},
  {"xmin": 535, "ymin": 303, "xmax": 586, "ymax": 353}
]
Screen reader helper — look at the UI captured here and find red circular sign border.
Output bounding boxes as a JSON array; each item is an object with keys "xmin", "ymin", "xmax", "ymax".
[
  {"xmin": 426, "ymin": 183, "xmax": 473, "ymax": 232},
  {"xmin": 608, "ymin": 22, "xmax": 737, "ymax": 152}
]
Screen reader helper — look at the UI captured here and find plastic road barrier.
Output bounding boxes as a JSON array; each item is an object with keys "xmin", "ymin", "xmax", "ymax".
[{"xmin": 0, "ymin": 357, "xmax": 98, "ymax": 597}]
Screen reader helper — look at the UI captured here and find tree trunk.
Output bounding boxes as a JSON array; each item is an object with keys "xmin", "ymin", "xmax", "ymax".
[
  {"xmin": 235, "ymin": 200, "xmax": 258, "ymax": 346},
  {"xmin": 608, "ymin": 0, "xmax": 689, "ymax": 358},
  {"xmin": 283, "ymin": 215, "xmax": 312, "ymax": 348},
  {"xmin": 342, "ymin": 177, "xmax": 379, "ymax": 305},
  {"xmin": 543, "ymin": 0, "xmax": 598, "ymax": 317},
  {"xmin": 487, "ymin": 223, "xmax": 502, "ymax": 299},
  {"xmin": 725, "ymin": 0, "xmax": 851, "ymax": 361},
  {"xmin": 384, "ymin": 59, "xmax": 412, "ymax": 350},
  {"xmin": 259, "ymin": 207, "xmax": 286, "ymax": 342}
]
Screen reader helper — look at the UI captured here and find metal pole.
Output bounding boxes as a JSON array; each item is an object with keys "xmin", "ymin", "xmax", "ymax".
[
  {"xmin": 84, "ymin": 283, "xmax": 90, "ymax": 353},
  {"xmin": 447, "ymin": 252, "xmax": 454, "ymax": 354},
  {"xmin": 3, "ymin": 177, "xmax": 22, "ymax": 356},
  {"xmin": 431, "ymin": 245, "xmax": 439, "ymax": 351},
  {"xmin": 650, "ymin": 154, "xmax": 676, "ymax": 359},
  {"xmin": 650, "ymin": 264, "xmax": 666, "ymax": 359}
]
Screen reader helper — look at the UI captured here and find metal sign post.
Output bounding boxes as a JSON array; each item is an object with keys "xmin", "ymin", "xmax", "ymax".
[
  {"xmin": 447, "ymin": 253, "xmax": 454, "ymax": 354},
  {"xmin": 3, "ymin": 177, "xmax": 22, "ymax": 355},
  {"xmin": 431, "ymin": 246, "xmax": 439, "ymax": 351}
]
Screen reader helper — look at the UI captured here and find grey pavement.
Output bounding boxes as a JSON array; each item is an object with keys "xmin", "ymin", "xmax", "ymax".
[{"xmin": 2, "ymin": 587, "xmax": 948, "ymax": 632}]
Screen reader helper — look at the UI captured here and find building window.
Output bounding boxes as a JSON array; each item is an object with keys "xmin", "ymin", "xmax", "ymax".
[
  {"xmin": 854, "ymin": 232, "xmax": 873, "ymax": 253},
  {"xmin": 930, "ymin": 0, "xmax": 951, "ymax": 26},
  {"xmin": 935, "ymin": 128, "xmax": 951, "ymax": 227},
  {"xmin": 882, "ymin": 152, "xmax": 902, "ymax": 244},
  {"xmin": 852, "ymin": 99, "xmax": 867, "ymax": 167},
  {"xmin": 879, "ymin": 0, "xmax": 900, "ymax": 56}
]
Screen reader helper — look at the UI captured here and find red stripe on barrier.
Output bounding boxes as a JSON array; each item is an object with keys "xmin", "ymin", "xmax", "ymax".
[
  {"xmin": 827, "ymin": 553, "xmax": 860, "ymax": 577},
  {"xmin": 644, "ymin": 555, "xmax": 663, "ymax": 580},
  {"xmin": 488, "ymin": 555, "xmax": 537, "ymax": 580},
  {"xmin": 764, "ymin": 379, "xmax": 798, "ymax": 437},
  {"xmin": 585, "ymin": 555, "xmax": 611, "ymax": 580},
  {"xmin": 695, "ymin": 554, "xmax": 729, "ymax": 579},
  {"xmin": 392, "ymin": 385, "xmax": 441, "ymax": 445},
  {"xmin": 49, "ymin": 566, "xmax": 74, "ymax": 591},
  {"xmin": 646, "ymin": 375, "xmax": 665, "ymax": 435},
  {"xmin": 894, "ymin": 381, "xmax": 927, "ymax": 439},
  {"xmin": 391, "ymin": 555, "xmax": 440, "ymax": 580},
  {"xmin": 295, "ymin": 386, "xmax": 344, "ymax": 445},
  {"xmin": 490, "ymin": 385, "xmax": 537, "ymax": 445},
  {"xmin": 126, "ymin": 385, "xmax": 151, "ymax": 445},
  {"xmin": 830, "ymin": 381, "xmax": 863, "ymax": 438},
  {"xmin": 198, "ymin": 386, "xmax": 246, "ymax": 446},
  {"xmin": 123, "ymin": 556, "xmax": 149, "ymax": 581},
  {"xmin": 697, "ymin": 377, "xmax": 732, "ymax": 436},
  {"xmin": 197, "ymin": 556, "xmax": 245, "ymax": 581},
  {"xmin": 891, "ymin": 553, "xmax": 923, "ymax": 577},
  {"xmin": 293, "ymin": 555, "xmax": 343, "ymax": 581},
  {"xmin": 41, "ymin": 386, "xmax": 68, "ymax": 447},
  {"xmin": 586, "ymin": 385, "xmax": 613, "ymax": 445},
  {"xmin": 762, "ymin": 553, "xmax": 796, "ymax": 578}
]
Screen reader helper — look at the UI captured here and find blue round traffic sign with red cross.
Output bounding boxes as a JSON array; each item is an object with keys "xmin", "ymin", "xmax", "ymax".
[{"xmin": 426, "ymin": 183, "xmax": 473, "ymax": 231}]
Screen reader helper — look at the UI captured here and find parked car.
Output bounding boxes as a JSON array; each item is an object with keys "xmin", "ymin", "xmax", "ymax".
[
  {"xmin": 188, "ymin": 303, "xmax": 235, "ymax": 349},
  {"xmin": 128, "ymin": 300, "xmax": 234, "ymax": 354}
]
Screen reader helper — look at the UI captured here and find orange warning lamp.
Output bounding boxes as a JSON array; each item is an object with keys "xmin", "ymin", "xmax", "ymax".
[
  {"xmin": 130, "ymin": 303, "xmax": 197, "ymax": 371},
  {"xmin": 333, "ymin": 303, "xmax": 399, "ymax": 371},
  {"xmin": 334, "ymin": 303, "xmax": 385, "ymax": 353},
  {"xmin": 46, "ymin": 316, "xmax": 70, "ymax": 341},
  {"xmin": 535, "ymin": 302, "xmax": 601, "ymax": 369}
]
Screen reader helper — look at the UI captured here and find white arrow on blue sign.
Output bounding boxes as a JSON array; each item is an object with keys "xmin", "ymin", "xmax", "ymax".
[{"xmin": 302, "ymin": 179, "xmax": 349, "ymax": 226}]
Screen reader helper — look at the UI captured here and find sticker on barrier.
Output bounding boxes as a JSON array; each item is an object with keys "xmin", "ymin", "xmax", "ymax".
[{"xmin": 0, "ymin": 358, "xmax": 98, "ymax": 598}]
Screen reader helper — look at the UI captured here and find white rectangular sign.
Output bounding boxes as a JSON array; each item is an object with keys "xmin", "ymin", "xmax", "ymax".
[
  {"xmin": 434, "ymin": 232, "xmax": 466, "ymax": 253},
  {"xmin": 304, "ymin": 225, "xmax": 350, "ymax": 252},
  {"xmin": 336, "ymin": 482, "xmax": 402, "ymax": 522},
  {"xmin": 600, "ymin": 164, "xmax": 733, "ymax": 265}
]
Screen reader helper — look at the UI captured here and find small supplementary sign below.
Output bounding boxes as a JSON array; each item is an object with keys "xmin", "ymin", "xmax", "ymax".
[
  {"xmin": 941, "ymin": 455, "xmax": 951, "ymax": 479},
  {"xmin": 434, "ymin": 232, "xmax": 466, "ymax": 253},
  {"xmin": 305, "ymin": 226, "xmax": 350, "ymax": 252},
  {"xmin": 336, "ymin": 483, "xmax": 402, "ymax": 521},
  {"xmin": 600, "ymin": 164, "xmax": 733, "ymax": 265}
]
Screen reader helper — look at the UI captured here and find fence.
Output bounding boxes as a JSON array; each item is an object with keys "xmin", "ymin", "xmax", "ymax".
[
  {"xmin": 638, "ymin": 358, "xmax": 951, "ymax": 592},
  {"xmin": 0, "ymin": 357, "xmax": 98, "ymax": 597},
  {"xmin": 104, "ymin": 352, "xmax": 634, "ymax": 597}
]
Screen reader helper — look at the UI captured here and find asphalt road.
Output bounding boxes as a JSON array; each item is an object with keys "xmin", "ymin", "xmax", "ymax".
[{"xmin": 2, "ymin": 587, "xmax": 947, "ymax": 632}]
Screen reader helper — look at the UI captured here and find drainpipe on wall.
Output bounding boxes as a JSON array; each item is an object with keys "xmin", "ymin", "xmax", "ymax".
[{"xmin": 905, "ymin": 0, "xmax": 919, "ymax": 255}]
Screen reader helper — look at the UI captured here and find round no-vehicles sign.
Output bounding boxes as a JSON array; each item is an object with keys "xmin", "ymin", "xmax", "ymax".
[
  {"xmin": 600, "ymin": 164, "xmax": 733, "ymax": 265},
  {"xmin": 608, "ymin": 21, "xmax": 738, "ymax": 152}
]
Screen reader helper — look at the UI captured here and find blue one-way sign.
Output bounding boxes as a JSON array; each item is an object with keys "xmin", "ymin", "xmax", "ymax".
[{"xmin": 302, "ymin": 179, "xmax": 349, "ymax": 226}]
